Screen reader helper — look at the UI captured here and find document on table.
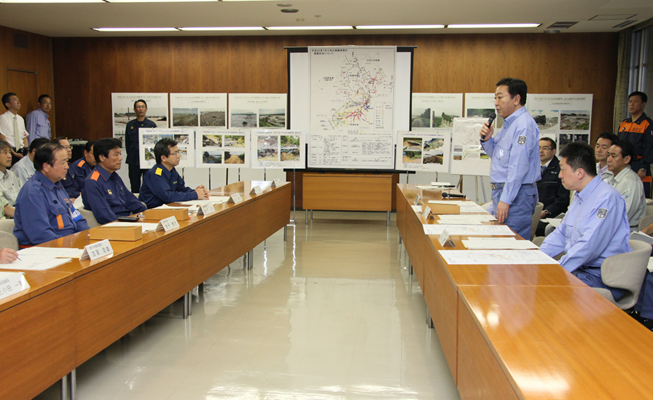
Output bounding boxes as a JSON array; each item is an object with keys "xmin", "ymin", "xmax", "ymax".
[
  {"xmin": 430, "ymin": 182, "xmax": 452, "ymax": 187},
  {"xmin": 17, "ymin": 247, "xmax": 83, "ymax": 258},
  {"xmin": 423, "ymin": 224, "xmax": 515, "ymax": 236},
  {"xmin": 439, "ymin": 250, "xmax": 559, "ymax": 265},
  {"xmin": 462, "ymin": 237, "xmax": 538, "ymax": 250},
  {"xmin": 103, "ymin": 222, "xmax": 160, "ymax": 233},
  {"xmin": 0, "ymin": 253, "xmax": 73, "ymax": 271},
  {"xmin": 437, "ymin": 214, "xmax": 496, "ymax": 222},
  {"xmin": 428, "ymin": 200, "xmax": 488, "ymax": 214}
]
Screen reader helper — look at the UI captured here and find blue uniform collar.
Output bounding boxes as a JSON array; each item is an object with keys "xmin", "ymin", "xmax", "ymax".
[
  {"xmin": 94, "ymin": 164, "xmax": 114, "ymax": 181},
  {"xmin": 502, "ymin": 106, "xmax": 528, "ymax": 128},
  {"xmin": 154, "ymin": 163, "xmax": 174, "ymax": 178},
  {"xmin": 36, "ymin": 108, "xmax": 49, "ymax": 119},
  {"xmin": 576, "ymin": 175, "xmax": 602, "ymax": 202},
  {"xmin": 34, "ymin": 170, "xmax": 62, "ymax": 191}
]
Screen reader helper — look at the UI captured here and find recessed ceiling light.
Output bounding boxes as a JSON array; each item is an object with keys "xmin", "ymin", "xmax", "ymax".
[
  {"xmin": 179, "ymin": 27, "xmax": 265, "ymax": 31},
  {"xmin": 589, "ymin": 14, "xmax": 636, "ymax": 21},
  {"xmin": 0, "ymin": 0, "xmax": 105, "ymax": 3},
  {"xmin": 277, "ymin": 3, "xmax": 291, "ymax": 6},
  {"xmin": 92, "ymin": 27, "xmax": 180, "ymax": 32},
  {"xmin": 356, "ymin": 25, "xmax": 444, "ymax": 30},
  {"xmin": 267, "ymin": 26, "xmax": 353, "ymax": 30},
  {"xmin": 281, "ymin": 8, "xmax": 298, "ymax": 13},
  {"xmin": 448, "ymin": 23, "xmax": 540, "ymax": 29}
]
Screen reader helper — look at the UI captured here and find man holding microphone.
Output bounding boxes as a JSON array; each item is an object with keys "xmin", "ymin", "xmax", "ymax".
[{"xmin": 480, "ymin": 78, "xmax": 541, "ymax": 239}]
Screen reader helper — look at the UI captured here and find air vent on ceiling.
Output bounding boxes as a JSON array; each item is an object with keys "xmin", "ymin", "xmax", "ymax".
[
  {"xmin": 546, "ymin": 22, "xmax": 578, "ymax": 29},
  {"xmin": 589, "ymin": 14, "xmax": 636, "ymax": 21},
  {"xmin": 14, "ymin": 33, "xmax": 28, "ymax": 49},
  {"xmin": 613, "ymin": 20, "xmax": 638, "ymax": 29}
]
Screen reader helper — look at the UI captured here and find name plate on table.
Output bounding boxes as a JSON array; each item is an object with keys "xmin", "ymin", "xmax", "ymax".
[
  {"xmin": 0, "ymin": 272, "xmax": 30, "ymax": 301},
  {"xmin": 438, "ymin": 228, "xmax": 454, "ymax": 247},
  {"xmin": 157, "ymin": 216, "xmax": 180, "ymax": 232},
  {"xmin": 198, "ymin": 203, "xmax": 216, "ymax": 216},
  {"xmin": 228, "ymin": 193, "xmax": 244, "ymax": 204},
  {"xmin": 250, "ymin": 185, "xmax": 263, "ymax": 196},
  {"xmin": 271, "ymin": 178, "xmax": 282, "ymax": 187},
  {"xmin": 422, "ymin": 207, "xmax": 433, "ymax": 221},
  {"xmin": 414, "ymin": 194, "xmax": 421, "ymax": 206},
  {"xmin": 81, "ymin": 239, "xmax": 114, "ymax": 261}
]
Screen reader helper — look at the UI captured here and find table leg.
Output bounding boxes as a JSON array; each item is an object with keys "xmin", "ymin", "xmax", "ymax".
[
  {"xmin": 182, "ymin": 292, "xmax": 191, "ymax": 319},
  {"xmin": 387, "ymin": 211, "xmax": 390, "ymax": 226},
  {"xmin": 284, "ymin": 225, "xmax": 287, "ymax": 241},
  {"xmin": 426, "ymin": 307, "xmax": 434, "ymax": 329},
  {"xmin": 60, "ymin": 369, "xmax": 76, "ymax": 400},
  {"xmin": 305, "ymin": 210, "xmax": 308, "ymax": 224},
  {"xmin": 248, "ymin": 250, "xmax": 253, "ymax": 270},
  {"xmin": 409, "ymin": 262, "xmax": 413, "ymax": 275}
]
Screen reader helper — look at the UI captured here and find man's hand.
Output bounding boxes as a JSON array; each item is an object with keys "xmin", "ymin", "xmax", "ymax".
[
  {"xmin": 540, "ymin": 210, "xmax": 547, "ymax": 219},
  {"xmin": 11, "ymin": 150, "xmax": 23, "ymax": 159},
  {"xmin": 496, "ymin": 201, "xmax": 510, "ymax": 223},
  {"xmin": 0, "ymin": 248, "xmax": 18, "ymax": 264},
  {"xmin": 479, "ymin": 122, "xmax": 494, "ymax": 141},
  {"xmin": 638, "ymin": 169, "xmax": 646, "ymax": 179},
  {"xmin": 196, "ymin": 187, "xmax": 209, "ymax": 200}
]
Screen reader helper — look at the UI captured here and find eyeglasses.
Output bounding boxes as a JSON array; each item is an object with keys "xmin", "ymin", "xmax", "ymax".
[
  {"xmin": 539, "ymin": 147, "xmax": 552, "ymax": 151},
  {"xmin": 169, "ymin": 151, "xmax": 180, "ymax": 156}
]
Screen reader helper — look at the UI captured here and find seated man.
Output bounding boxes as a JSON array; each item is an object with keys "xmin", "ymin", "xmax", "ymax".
[
  {"xmin": 595, "ymin": 132, "xmax": 618, "ymax": 182},
  {"xmin": 13, "ymin": 142, "xmax": 89, "ymax": 246},
  {"xmin": 0, "ymin": 140, "xmax": 21, "ymax": 211},
  {"xmin": 139, "ymin": 138, "xmax": 208, "ymax": 208},
  {"xmin": 607, "ymin": 139, "xmax": 646, "ymax": 231},
  {"xmin": 82, "ymin": 138, "xmax": 146, "ymax": 224},
  {"xmin": 11, "ymin": 137, "xmax": 50, "ymax": 185},
  {"xmin": 69, "ymin": 140, "xmax": 95, "ymax": 195},
  {"xmin": 536, "ymin": 138, "xmax": 569, "ymax": 236},
  {"xmin": 540, "ymin": 142, "xmax": 632, "ymax": 301},
  {"xmin": 52, "ymin": 136, "xmax": 78, "ymax": 198}
]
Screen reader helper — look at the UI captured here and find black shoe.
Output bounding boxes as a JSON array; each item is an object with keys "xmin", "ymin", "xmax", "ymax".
[
  {"xmin": 640, "ymin": 318, "xmax": 653, "ymax": 330},
  {"xmin": 626, "ymin": 309, "xmax": 641, "ymax": 321}
]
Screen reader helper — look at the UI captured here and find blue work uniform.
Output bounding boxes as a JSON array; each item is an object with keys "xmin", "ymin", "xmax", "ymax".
[
  {"xmin": 62, "ymin": 166, "xmax": 79, "ymax": 199},
  {"xmin": 13, "ymin": 171, "xmax": 89, "ymax": 246},
  {"xmin": 481, "ymin": 106, "xmax": 541, "ymax": 239},
  {"xmin": 540, "ymin": 176, "xmax": 632, "ymax": 300},
  {"xmin": 139, "ymin": 163, "xmax": 198, "ymax": 208},
  {"xmin": 68, "ymin": 157, "xmax": 93, "ymax": 196},
  {"xmin": 81, "ymin": 165, "xmax": 147, "ymax": 224}
]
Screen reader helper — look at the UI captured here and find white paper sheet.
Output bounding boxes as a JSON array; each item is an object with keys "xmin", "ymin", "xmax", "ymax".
[
  {"xmin": 541, "ymin": 218, "xmax": 563, "ymax": 227},
  {"xmin": 430, "ymin": 182, "xmax": 452, "ymax": 187},
  {"xmin": 0, "ymin": 255, "xmax": 73, "ymax": 271},
  {"xmin": 423, "ymin": 224, "xmax": 515, "ymax": 236},
  {"xmin": 437, "ymin": 214, "xmax": 496, "ymax": 224},
  {"xmin": 103, "ymin": 222, "xmax": 160, "ymax": 233},
  {"xmin": 462, "ymin": 238, "xmax": 538, "ymax": 250},
  {"xmin": 17, "ymin": 247, "xmax": 83, "ymax": 258},
  {"xmin": 439, "ymin": 250, "xmax": 559, "ymax": 265}
]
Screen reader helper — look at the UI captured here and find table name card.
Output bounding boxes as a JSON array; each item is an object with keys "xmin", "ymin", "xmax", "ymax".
[
  {"xmin": 81, "ymin": 239, "xmax": 114, "ymax": 261},
  {"xmin": 229, "ymin": 193, "xmax": 244, "ymax": 204},
  {"xmin": 272, "ymin": 178, "xmax": 283, "ymax": 187},
  {"xmin": 438, "ymin": 227, "xmax": 454, "ymax": 247},
  {"xmin": 0, "ymin": 272, "xmax": 29, "ymax": 301},
  {"xmin": 422, "ymin": 207, "xmax": 432, "ymax": 221},
  {"xmin": 157, "ymin": 216, "xmax": 180, "ymax": 232},
  {"xmin": 414, "ymin": 194, "xmax": 421, "ymax": 205},
  {"xmin": 250, "ymin": 185, "xmax": 263, "ymax": 196},
  {"xmin": 198, "ymin": 203, "xmax": 216, "ymax": 216}
]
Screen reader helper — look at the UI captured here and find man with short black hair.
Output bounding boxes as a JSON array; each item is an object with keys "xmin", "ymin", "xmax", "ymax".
[
  {"xmin": 52, "ymin": 136, "xmax": 78, "ymax": 198},
  {"xmin": 479, "ymin": 78, "xmax": 540, "ymax": 239},
  {"xmin": 139, "ymin": 138, "xmax": 208, "ymax": 208},
  {"xmin": 0, "ymin": 92, "xmax": 29, "ymax": 164},
  {"xmin": 607, "ymin": 139, "xmax": 646, "ymax": 231},
  {"xmin": 0, "ymin": 141, "xmax": 20, "ymax": 215},
  {"xmin": 125, "ymin": 99, "xmax": 157, "ymax": 193},
  {"xmin": 82, "ymin": 138, "xmax": 146, "ymax": 224},
  {"xmin": 25, "ymin": 94, "xmax": 52, "ymax": 144},
  {"xmin": 618, "ymin": 91, "xmax": 652, "ymax": 197},
  {"xmin": 536, "ymin": 138, "xmax": 569, "ymax": 236},
  {"xmin": 540, "ymin": 142, "xmax": 631, "ymax": 300},
  {"xmin": 13, "ymin": 142, "xmax": 89, "ymax": 246},
  {"xmin": 69, "ymin": 140, "xmax": 96, "ymax": 196},
  {"xmin": 595, "ymin": 132, "xmax": 619, "ymax": 182},
  {"xmin": 11, "ymin": 137, "xmax": 50, "ymax": 185}
]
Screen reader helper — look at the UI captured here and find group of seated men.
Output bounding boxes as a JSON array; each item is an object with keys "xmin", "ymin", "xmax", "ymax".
[{"xmin": 5, "ymin": 137, "xmax": 209, "ymax": 247}]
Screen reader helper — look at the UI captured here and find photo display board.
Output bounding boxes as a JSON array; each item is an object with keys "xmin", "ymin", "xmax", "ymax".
[
  {"xmin": 450, "ymin": 117, "xmax": 490, "ymax": 176},
  {"xmin": 251, "ymin": 130, "xmax": 305, "ymax": 169},
  {"xmin": 308, "ymin": 46, "xmax": 396, "ymax": 169},
  {"xmin": 112, "ymin": 93, "xmax": 169, "ymax": 141},
  {"xmin": 464, "ymin": 93, "xmax": 503, "ymax": 129},
  {"xmin": 228, "ymin": 94, "xmax": 287, "ymax": 130},
  {"xmin": 395, "ymin": 130, "xmax": 451, "ymax": 173},
  {"xmin": 411, "ymin": 93, "xmax": 463, "ymax": 129},
  {"xmin": 527, "ymin": 94, "xmax": 593, "ymax": 148},
  {"xmin": 139, "ymin": 128, "xmax": 195, "ymax": 169},
  {"xmin": 170, "ymin": 93, "xmax": 227, "ymax": 128},
  {"xmin": 195, "ymin": 129, "xmax": 250, "ymax": 168}
]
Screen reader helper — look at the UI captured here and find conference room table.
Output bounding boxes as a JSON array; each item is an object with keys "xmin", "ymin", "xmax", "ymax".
[
  {"xmin": 0, "ymin": 180, "xmax": 290, "ymax": 400},
  {"xmin": 396, "ymin": 184, "xmax": 653, "ymax": 399}
]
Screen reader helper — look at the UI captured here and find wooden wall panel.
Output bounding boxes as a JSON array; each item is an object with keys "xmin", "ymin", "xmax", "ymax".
[
  {"xmin": 52, "ymin": 33, "xmax": 618, "ymax": 142},
  {"xmin": 0, "ymin": 26, "xmax": 55, "ymax": 134}
]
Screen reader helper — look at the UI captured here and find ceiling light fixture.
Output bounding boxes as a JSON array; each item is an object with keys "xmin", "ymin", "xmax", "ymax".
[
  {"xmin": 267, "ymin": 26, "xmax": 353, "ymax": 30},
  {"xmin": 448, "ymin": 23, "xmax": 540, "ymax": 29},
  {"xmin": 92, "ymin": 27, "xmax": 180, "ymax": 32},
  {"xmin": 179, "ymin": 26, "xmax": 265, "ymax": 31},
  {"xmin": 0, "ymin": 0, "xmax": 105, "ymax": 3},
  {"xmin": 356, "ymin": 25, "xmax": 444, "ymax": 30}
]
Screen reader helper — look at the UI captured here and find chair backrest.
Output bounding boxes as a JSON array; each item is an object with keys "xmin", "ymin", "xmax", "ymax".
[
  {"xmin": 530, "ymin": 202, "xmax": 544, "ymax": 240},
  {"xmin": 639, "ymin": 215, "xmax": 653, "ymax": 232},
  {"xmin": 598, "ymin": 240, "xmax": 652, "ymax": 309},
  {"xmin": 647, "ymin": 203, "xmax": 653, "ymax": 217},
  {"xmin": 0, "ymin": 219, "xmax": 18, "ymax": 251},
  {"xmin": 78, "ymin": 207, "xmax": 101, "ymax": 229},
  {"xmin": 531, "ymin": 236, "xmax": 545, "ymax": 247}
]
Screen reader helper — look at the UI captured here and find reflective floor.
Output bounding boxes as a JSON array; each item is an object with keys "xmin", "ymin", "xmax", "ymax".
[{"xmin": 35, "ymin": 211, "xmax": 460, "ymax": 400}]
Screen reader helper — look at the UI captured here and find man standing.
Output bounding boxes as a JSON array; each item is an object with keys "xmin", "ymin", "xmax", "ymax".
[
  {"xmin": 480, "ymin": 78, "xmax": 540, "ymax": 239},
  {"xmin": 13, "ymin": 142, "xmax": 89, "ymax": 246},
  {"xmin": 595, "ymin": 132, "xmax": 618, "ymax": 182},
  {"xmin": 140, "ymin": 138, "xmax": 208, "ymax": 208},
  {"xmin": 540, "ymin": 142, "xmax": 631, "ymax": 300},
  {"xmin": 11, "ymin": 137, "xmax": 50, "ymax": 185},
  {"xmin": 125, "ymin": 99, "xmax": 157, "ymax": 193},
  {"xmin": 69, "ymin": 140, "xmax": 95, "ymax": 195},
  {"xmin": 606, "ymin": 140, "xmax": 646, "ymax": 231},
  {"xmin": 536, "ymin": 138, "xmax": 569, "ymax": 236},
  {"xmin": 0, "ymin": 92, "xmax": 29, "ymax": 164},
  {"xmin": 618, "ymin": 91, "xmax": 652, "ymax": 197},
  {"xmin": 25, "ymin": 94, "xmax": 52, "ymax": 144},
  {"xmin": 82, "ymin": 138, "xmax": 146, "ymax": 224}
]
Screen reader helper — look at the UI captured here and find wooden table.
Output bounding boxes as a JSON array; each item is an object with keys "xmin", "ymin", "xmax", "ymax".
[
  {"xmin": 0, "ymin": 180, "xmax": 290, "ymax": 400},
  {"xmin": 396, "ymin": 183, "xmax": 653, "ymax": 399}
]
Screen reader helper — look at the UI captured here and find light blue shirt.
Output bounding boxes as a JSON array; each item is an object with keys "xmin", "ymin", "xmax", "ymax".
[
  {"xmin": 481, "ymin": 106, "xmax": 541, "ymax": 205},
  {"xmin": 11, "ymin": 155, "xmax": 36, "ymax": 186},
  {"xmin": 540, "ymin": 175, "xmax": 632, "ymax": 276},
  {"xmin": 25, "ymin": 108, "xmax": 51, "ymax": 144}
]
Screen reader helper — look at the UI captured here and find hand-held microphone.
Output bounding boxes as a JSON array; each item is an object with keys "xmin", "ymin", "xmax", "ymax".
[
  {"xmin": 482, "ymin": 113, "xmax": 496, "ymax": 141},
  {"xmin": 442, "ymin": 192, "xmax": 466, "ymax": 199}
]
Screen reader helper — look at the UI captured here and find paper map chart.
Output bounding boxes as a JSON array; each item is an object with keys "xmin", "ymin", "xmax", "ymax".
[{"xmin": 309, "ymin": 46, "xmax": 395, "ymax": 169}]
